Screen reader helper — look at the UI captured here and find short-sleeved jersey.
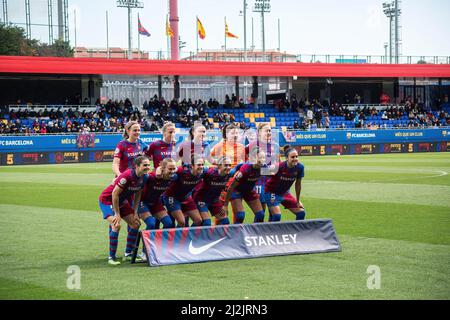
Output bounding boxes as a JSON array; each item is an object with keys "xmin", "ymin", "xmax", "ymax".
[
  {"xmin": 210, "ymin": 140, "xmax": 246, "ymax": 167},
  {"xmin": 177, "ymin": 140, "xmax": 209, "ymax": 165},
  {"xmin": 145, "ymin": 140, "xmax": 176, "ymax": 169},
  {"xmin": 163, "ymin": 166, "xmax": 207, "ymax": 201},
  {"xmin": 193, "ymin": 167, "xmax": 231, "ymax": 203},
  {"xmin": 99, "ymin": 169, "xmax": 146, "ymax": 205},
  {"xmin": 141, "ymin": 171, "xmax": 172, "ymax": 204},
  {"xmin": 114, "ymin": 140, "xmax": 144, "ymax": 174},
  {"xmin": 233, "ymin": 163, "xmax": 262, "ymax": 194},
  {"xmin": 265, "ymin": 161, "xmax": 304, "ymax": 195}
]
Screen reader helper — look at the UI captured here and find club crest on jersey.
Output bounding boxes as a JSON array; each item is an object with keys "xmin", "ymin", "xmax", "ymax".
[
  {"xmin": 114, "ymin": 148, "xmax": 120, "ymax": 155},
  {"xmin": 119, "ymin": 178, "xmax": 127, "ymax": 186}
]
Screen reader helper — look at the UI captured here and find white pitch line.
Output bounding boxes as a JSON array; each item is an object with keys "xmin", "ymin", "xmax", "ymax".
[{"xmin": 368, "ymin": 169, "xmax": 448, "ymax": 183}]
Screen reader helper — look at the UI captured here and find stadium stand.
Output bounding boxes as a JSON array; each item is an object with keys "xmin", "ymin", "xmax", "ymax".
[{"xmin": 1, "ymin": 95, "xmax": 449, "ymax": 135}]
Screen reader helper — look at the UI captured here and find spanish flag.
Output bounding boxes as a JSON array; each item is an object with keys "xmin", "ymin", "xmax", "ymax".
[
  {"xmin": 225, "ymin": 22, "xmax": 238, "ymax": 38},
  {"xmin": 197, "ymin": 17, "xmax": 206, "ymax": 39},
  {"xmin": 166, "ymin": 16, "xmax": 174, "ymax": 38}
]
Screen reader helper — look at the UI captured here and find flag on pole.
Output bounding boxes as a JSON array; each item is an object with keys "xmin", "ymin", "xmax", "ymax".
[
  {"xmin": 138, "ymin": 17, "xmax": 151, "ymax": 37},
  {"xmin": 225, "ymin": 22, "xmax": 238, "ymax": 38},
  {"xmin": 197, "ymin": 17, "xmax": 206, "ymax": 39},
  {"xmin": 166, "ymin": 16, "xmax": 174, "ymax": 38}
]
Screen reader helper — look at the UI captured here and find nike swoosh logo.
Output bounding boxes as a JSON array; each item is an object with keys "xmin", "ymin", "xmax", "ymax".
[{"xmin": 188, "ymin": 237, "xmax": 227, "ymax": 255}]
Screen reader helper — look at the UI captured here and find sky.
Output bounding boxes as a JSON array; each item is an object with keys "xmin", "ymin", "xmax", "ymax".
[{"xmin": 4, "ymin": 0, "xmax": 450, "ymax": 57}]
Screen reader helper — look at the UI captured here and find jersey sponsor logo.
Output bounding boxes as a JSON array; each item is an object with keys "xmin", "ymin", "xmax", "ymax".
[
  {"xmin": 188, "ymin": 237, "xmax": 227, "ymax": 255},
  {"xmin": 244, "ymin": 234, "xmax": 297, "ymax": 247}
]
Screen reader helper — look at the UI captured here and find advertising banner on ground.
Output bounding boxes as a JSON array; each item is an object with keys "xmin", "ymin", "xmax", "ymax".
[{"xmin": 140, "ymin": 219, "xmax": 341, "ymax": 267}]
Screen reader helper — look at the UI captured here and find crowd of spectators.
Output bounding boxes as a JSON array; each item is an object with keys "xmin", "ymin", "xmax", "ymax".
[
  {"xmin": 142, "ymin": 94, "xmax": 248, "ymax": 130},
  {"xmin": 0, "ymin": 98, "xmax": 145, "ymax": 135},
  {"xmin": 294, "ymin": 93, "xmax": 450, "ymax": 130},
  {"xmin": 1, "ymin": 93, "xmax": 449, "ymax": 135}
]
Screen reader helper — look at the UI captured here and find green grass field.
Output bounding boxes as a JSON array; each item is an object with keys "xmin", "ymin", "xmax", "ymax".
[{"xmin": 0, "ymin": 153, "xmax": 449, "ymax": 300}]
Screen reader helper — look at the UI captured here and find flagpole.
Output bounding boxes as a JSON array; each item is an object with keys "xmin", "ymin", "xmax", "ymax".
[
  {"xmin": 166, "ymin": 14, "xmax": 170, "ymax": 60},
  {"xmin": 106, "ymin": 10, "xmax": 109, "ymax": 58},
  {"xmin": 224, "ymin": 17, "xmax": 227, "ymax": 61},
  {"xmin": 196, "ymin": 16, "xmax": 199, "ymax": 54},
  {"xmin": 137, "ymin": 13, "xmax": 141, "ymax": 59}
]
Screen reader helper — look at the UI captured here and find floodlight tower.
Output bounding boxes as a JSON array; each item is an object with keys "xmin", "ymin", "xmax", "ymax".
[
  {"xmin": 253, "ymin": 0, "xmax": 271, "ymax": 61},
  {"xmin": 117, "ymin": 0, "xmax": 144, "ymax": 60},
  {"xmin": 383, "ymin": 0, "xmax": 402, "ymax": 64}
]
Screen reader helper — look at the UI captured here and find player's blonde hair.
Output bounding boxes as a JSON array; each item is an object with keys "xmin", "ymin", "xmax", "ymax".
[
  {"xmin": 160, "ymin": 157, "xmax": 176, "ymax": 169},
  {"xmin": 162, "ymin": 121, "xmax": 175, "ymax": 133}
]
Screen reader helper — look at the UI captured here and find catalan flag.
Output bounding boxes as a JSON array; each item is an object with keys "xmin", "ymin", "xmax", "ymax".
[
  {"xmin": 225, "ymin": 22, "xmax": 238, "ymax": 39},
  {"xmin": 166, "ymin": 16, "xmax": 174, "ymax": 38},
  {"xmin": 138, "ymin": 17, "xmax": 151, "ymax": 37},
  {"xmin": 197, "ymin": 17, "xmax": 206, "ymax": 39}
]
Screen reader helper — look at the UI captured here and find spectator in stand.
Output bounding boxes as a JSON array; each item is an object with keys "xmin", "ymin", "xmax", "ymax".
[{"xmin": 380, "ymin": 92, "xmax": 390, "ymax": 105}]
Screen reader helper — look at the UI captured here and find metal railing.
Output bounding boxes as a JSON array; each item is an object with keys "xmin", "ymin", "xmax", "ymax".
[{"xmin": 75, "ymin": 49, "xmax": 450, "ymax": 64}]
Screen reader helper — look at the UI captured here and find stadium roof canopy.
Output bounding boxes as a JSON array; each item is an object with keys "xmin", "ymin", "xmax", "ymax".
[{"xmin": 1, "ymin": 55, "xmax": 450, "ymax": 78}]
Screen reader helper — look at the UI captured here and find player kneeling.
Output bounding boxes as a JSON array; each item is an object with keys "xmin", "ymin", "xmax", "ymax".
[
  {"xmin": 98, "ymin": 156, "xmax": 150, "ymax": 265},
  {"xmin": 138, "ymin": 158, "xmax": 177, "ymax": 230},
  {"xmin": 220, "ymin": 149, "xmax": 266, "ymax": 224},
  {"xmin": 192, "ymin": 156, "xmax": 233, "ymax": 225},
  {"xmin": 161, "ymin": 155, "xmax": 207, "ymax": 227},
  {"xmin": 265, "ymin": 146, "xmax": 306, "ymax": 222}
]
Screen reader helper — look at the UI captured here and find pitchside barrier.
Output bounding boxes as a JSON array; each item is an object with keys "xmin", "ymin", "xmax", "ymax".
[
  {"xmin": 132, "ymin": 219, "xmax": 341, "ymax": 267},
  {"xmin": 1, "ymin": 128, "xmax": 449, "ymax": 165}
]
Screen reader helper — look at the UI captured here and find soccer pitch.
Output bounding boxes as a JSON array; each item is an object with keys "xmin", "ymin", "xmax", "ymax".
[{"xmin": 0, "ymin": 153, "xmax": 449, "ymax": 300}]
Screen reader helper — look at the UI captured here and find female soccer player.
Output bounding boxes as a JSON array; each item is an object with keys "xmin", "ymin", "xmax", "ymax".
[
  {"xmin": 221, "ymin": 149, "xmax": 267, "ymax": 224},
  {"xmin": 209, "ymin": 124, "xmax": 245, "ymax": 167},
  {"xmin": 112, "ymin": 121, "xmax": 147, "ymax": 256},
  {"xmin": 112, "ymin": 121, "xmax": 144, "ymax": 177},
  {"xmin": 98, "ymin": 156, "xmax": 151, "ymax": 265},
  {"xmin": 264, "ymin": 146, "xmax": 306, "ymax": 222},
  {"xmin": 192, "ymin": 156, "xmax": 233, "ymax": 225},
  {"xmin": 177, "ymin": 123, "xmax": 210, "ymax": 165},
  {"xmin": 138, "ymin": 158, "xmax": 177, "ymax": 230},
  {"xmin": 245, "ymin": 122, "xmax": 281, "ymax": 221},
  {"xmin": 144, "ymin": 122, "xmax": 177, "ymax": 169},
  {"xmin": 161, "ymin": 155, "xmax": 206, "ymax": 227}
]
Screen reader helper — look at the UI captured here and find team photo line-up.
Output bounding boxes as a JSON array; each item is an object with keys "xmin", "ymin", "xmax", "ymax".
[{"xmin": 98, "ymin": 120, "xmax": 306, "ymax": 265}]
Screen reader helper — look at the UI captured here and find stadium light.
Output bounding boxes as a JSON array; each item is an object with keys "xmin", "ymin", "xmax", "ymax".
[{"xmin": 253, "ymin": 0, "xmax": 271, "ymax": 61}]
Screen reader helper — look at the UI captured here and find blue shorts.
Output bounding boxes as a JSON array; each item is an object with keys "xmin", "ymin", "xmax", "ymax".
[
  {"xmin": 264, "ymin": 192, "xmax": 301, "ymax": 209},
  {"xmin": 161, "ymin": 195, "xmax": 198, "ymax": 213},
  {"xmin": 99, "ymin": 201, "xmax": 114, "ymax": 219},
  {"xmin": 253, "ymin": 177, "xmax": 266, "ymax": 203},
  {"xmin": 138, "ymin": 201, "xmax": 166, "ymax": 215},
  {"xmin": 99, "ymin": 200, "xmax": 135, "ymax": 219}
]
